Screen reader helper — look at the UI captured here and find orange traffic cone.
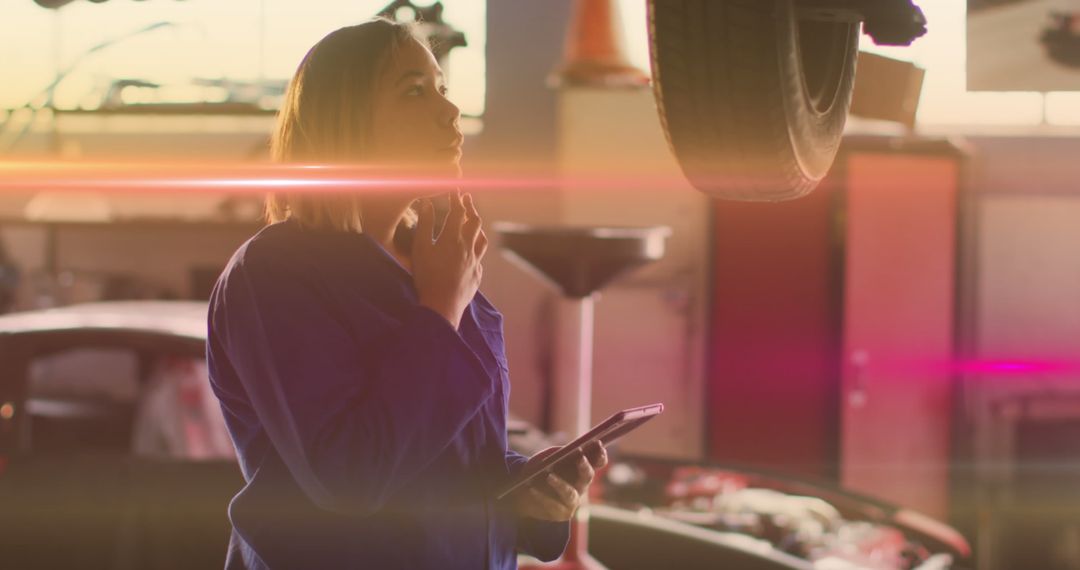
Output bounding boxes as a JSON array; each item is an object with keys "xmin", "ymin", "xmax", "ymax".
[{"xmin": 549, "ymin": 0, "xmax": 650, "ymax": 88}]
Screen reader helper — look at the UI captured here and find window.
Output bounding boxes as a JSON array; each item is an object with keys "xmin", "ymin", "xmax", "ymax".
[
  {"xmin": 29, "ymin": 346, "xmax": 140, "ymax": 403},
  {"xmin": 24, "ymin": 345, "xmax": 233, "ymax": 459},
  {"xmin": 1, "ymin": 1, "xmax": 486, "ymax": 117},
  {"xmin": 27, "ymin": 346, "xmax": 140, "ymax": 452}
]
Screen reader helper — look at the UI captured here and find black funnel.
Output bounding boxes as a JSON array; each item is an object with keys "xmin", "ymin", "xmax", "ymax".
[{"xmin": 493, "ymin": 223, "xmax": 671, "ymax": 298}]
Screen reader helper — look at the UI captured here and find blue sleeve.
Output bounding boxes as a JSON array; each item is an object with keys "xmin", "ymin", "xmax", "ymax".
[
  {"xmin": 213, "ymin": 253, "xmax": 495, "ymax": 517},
  {"xmin": 505, "ymin": 450, "xmax": 571, "ymax": 562}
]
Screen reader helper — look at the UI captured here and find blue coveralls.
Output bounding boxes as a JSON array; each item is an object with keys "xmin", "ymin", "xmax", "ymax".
[{"xmin": 206, "ymin": 219, "xmax": 569, "ymax": 569}]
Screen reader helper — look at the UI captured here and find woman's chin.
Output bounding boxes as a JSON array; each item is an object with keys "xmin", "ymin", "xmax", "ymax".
[
  {"xmin": 405, "ymin": 160, "xmax": 461, "ymax": 197},
  {"xmin": 426, "ymin": 158, "xmax": 463, "ymax": 183},
  {"xmin": 370, "ymin": 156, "xmax": 462, "ymax": 194}
]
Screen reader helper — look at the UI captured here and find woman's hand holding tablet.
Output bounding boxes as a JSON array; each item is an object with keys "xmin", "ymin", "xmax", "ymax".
[{"xmin": 498, "ymin": 403, "xmax": 664, "ymax": 502}]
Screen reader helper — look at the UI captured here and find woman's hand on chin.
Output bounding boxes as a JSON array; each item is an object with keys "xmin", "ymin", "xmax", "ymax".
[{"xmin": 412, "ymin": 191, "xmax": 487, "ymax": 329}]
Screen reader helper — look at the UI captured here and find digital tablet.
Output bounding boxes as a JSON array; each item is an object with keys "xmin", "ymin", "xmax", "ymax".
[{"xmin": 496, "ymin": 403, "xmax": 664, "ymax": 500}]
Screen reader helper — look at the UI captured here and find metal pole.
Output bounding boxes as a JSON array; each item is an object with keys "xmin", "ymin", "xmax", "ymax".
[{"xmin": 557, "ymin": 293, "xmax": 606, "ymax": 569}]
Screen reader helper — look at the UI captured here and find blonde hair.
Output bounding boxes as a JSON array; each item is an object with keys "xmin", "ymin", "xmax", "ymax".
[{"xmin": 266, "ymin": 18, "xmax": 424, "ymax": 232}]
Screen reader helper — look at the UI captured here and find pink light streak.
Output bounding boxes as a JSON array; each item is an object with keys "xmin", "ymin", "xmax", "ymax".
[
  {"xmin": 874, "ymin": 358, "xmax": 1080, "ymax": 377},
  {"xmin": 0, "ymin": 160, "xmax": 695, "ymax": 195},
  {"xmin": 950, "ymin": 359, "xmax": 1080, "ymax": 375}
]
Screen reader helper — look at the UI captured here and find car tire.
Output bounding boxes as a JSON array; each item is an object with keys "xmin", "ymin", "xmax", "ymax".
[{"xmin": 648, "ymin": 0, "xmax": 860, "ymax": 201}]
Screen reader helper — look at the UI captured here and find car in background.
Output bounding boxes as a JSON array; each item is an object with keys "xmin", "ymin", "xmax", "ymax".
[
  {"xmin": 589, "ymin": 457, "xmax": 971, "ymax": 569},
  {"xmin": 0, "ymin": 301, "xmax": 238, "ymax": 570},
  {"xmin": 0, "ymin": 301, "xmax": 968, "ymax": 569}
]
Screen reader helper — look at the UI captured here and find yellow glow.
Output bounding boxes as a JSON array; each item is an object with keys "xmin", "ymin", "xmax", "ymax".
[
  {"xmin": 0, "ymin": 402, "xmax": 13, "ymax": 420},
  {"xmin": 0, "ymin": 1, "xmax": 486, "ymax": 115},
  {"xmin": 6, "ymin": 1, "xmax": 1077, "ymax": 128}
]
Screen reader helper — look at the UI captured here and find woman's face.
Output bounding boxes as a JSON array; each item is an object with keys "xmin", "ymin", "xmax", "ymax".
[{"xmin": 368, "ymin": 36, "xmax": 463, "ymax": 185}]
